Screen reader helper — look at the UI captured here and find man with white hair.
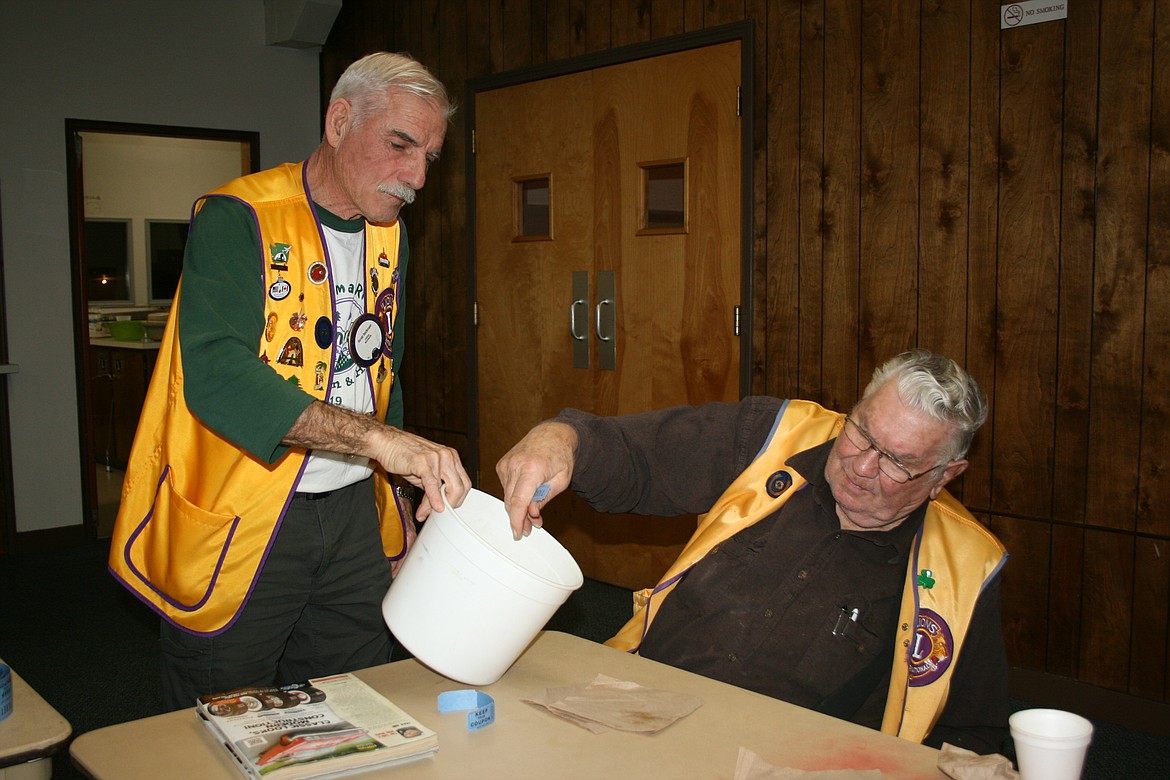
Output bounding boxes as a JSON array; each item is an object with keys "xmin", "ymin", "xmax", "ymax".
[
  {"xmin": 110, "ymin": 52, "xmax": 471, "ymax": 709},
  {"xmin": 497, "ymin": 349, "xmax": 1009, "ymax": 753}
]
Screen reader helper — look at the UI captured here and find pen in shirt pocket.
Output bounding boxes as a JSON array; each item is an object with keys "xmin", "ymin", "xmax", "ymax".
[{"xmin": 832, "ymin": 605, "xmax": 862, "ymax": 638}]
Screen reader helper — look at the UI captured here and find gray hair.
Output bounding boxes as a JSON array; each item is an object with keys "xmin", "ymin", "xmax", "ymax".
[
  {"xmin": 330, "ymin": 52, "xmax": 456, "ymax": 128},
  {"xmin": 861, "ymin": 349, "xmax": 988, "ymax": 459}
]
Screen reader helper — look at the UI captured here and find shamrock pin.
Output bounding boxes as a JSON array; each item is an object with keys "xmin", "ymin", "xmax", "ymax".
[{"xmin": 917, "ymin": 568, "xmax": 936, "ymax": 589}]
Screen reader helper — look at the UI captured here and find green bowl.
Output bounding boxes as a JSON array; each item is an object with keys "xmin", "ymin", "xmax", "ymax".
[{"xmin": 106, "ymin": 320, "xmax": 146, "ymax": 341}]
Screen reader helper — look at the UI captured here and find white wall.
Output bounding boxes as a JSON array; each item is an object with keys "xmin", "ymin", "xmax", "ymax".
[{"xmin": 0, "ymin": 1, "xmax": 324, "ymax": 532}]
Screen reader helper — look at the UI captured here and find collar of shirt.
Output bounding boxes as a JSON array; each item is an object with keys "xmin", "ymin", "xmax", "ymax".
[{"xmin": 786, "ymin": 439, "xmax": 925, "ymax": 558}]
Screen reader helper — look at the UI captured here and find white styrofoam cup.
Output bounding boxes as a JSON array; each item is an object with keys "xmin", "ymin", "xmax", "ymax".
[{"xmin": 1009, "ymin": 708, "xmax": 1094, "ymax": 780}]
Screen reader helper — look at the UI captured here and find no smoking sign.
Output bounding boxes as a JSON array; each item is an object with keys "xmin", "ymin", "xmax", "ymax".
[{"xmin": 1001, "ymin": 1, "xmax": 1068, "ymax": 29}]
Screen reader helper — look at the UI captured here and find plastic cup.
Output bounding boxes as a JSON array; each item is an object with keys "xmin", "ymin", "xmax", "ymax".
[{"xmin": 1009, "ymin": 708, "xmax": 1094, "ymax": 780}]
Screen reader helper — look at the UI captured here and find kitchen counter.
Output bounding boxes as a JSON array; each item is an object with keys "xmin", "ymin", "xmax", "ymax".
[{"xmin": 89, "ymin": 337, "xmax": 161, "ymax": 350}]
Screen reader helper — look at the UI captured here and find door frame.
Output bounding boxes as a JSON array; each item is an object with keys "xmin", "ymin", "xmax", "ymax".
[
  {"xmin": 64, "ymin": 119, "xmax": 259, "ymax": 539},
  {"xmin": 464, "ymin": 21, "xmax": 755, "ymax": 481}
]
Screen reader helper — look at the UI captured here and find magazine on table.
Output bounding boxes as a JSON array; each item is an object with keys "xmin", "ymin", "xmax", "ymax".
[{"xmin": 196, "ymin": 673, "xmax": 437, "ymax": 778}]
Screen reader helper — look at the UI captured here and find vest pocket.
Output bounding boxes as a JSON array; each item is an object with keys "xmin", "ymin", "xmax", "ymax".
[{"xmin": 126, "ymin": 467, "xmax": 239, "ymax": 611}]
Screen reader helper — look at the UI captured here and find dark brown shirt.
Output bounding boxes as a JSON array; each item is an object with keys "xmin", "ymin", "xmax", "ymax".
[
  {"xmin": 639, "ymin": 440, "xmax": 919, "ymax": 728},
  {"xmin": 559, "ymin": 396, "xmax": 1008, "ymax": 754}
]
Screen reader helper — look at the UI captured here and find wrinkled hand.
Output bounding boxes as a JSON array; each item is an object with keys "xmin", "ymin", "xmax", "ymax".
[
  {"xmin": 370, "ymin": 427, "xmax": 471, "ymax": 517},
  {"xmin": 284, "ymin": 402, "xmax": 472, "ymax": 513},
  {"xmin": 495, "ymin": 421, "xmax": 578, "ymax": 540}
]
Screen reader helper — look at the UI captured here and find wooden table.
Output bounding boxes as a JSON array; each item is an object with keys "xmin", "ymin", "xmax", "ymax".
[
  {"xmin": 71, "ymin": 631, "xmax": 945, "ymax": 778},
  {"xmin": 0, "ymin": 660, "xmax": 72, "ymax": 780}
]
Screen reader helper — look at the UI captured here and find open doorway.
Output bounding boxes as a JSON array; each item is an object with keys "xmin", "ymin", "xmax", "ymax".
[{"xmin": 65, "ymin": 120, "xmax": 259, "ymax": 538}]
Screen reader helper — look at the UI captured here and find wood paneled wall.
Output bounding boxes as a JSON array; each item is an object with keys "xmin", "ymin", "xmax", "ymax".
[{"xmin": 322, "ymin": 1, "xmax": 1170, "ymax": 707}]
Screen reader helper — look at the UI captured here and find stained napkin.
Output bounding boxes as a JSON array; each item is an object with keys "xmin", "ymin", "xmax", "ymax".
[
  {"xmin": 522, "ymin": 673, "xmax": 703, "ymax": 734},
  {"xmin": 733, "ymin": 748, "xmax": 887, "ymax": 780},
  {"xmin": 937, "ymin": 743, "xmax": 1019, "ymax": 779}
]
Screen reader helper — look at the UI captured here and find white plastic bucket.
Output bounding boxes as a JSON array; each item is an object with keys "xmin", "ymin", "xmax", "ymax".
[{"xmin": 382, "ymin": 488, "xmax": 583, "ymax": 685}]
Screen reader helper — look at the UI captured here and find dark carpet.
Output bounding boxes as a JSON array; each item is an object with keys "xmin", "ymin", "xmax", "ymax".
[{"xmin": 1, "ymin": 541, "xmax": 1167, "ymax": 779}]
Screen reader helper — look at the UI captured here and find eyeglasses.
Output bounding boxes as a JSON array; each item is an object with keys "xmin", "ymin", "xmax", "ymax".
[{"xmin": 840, "ymin": 417, "xmax": 946, "ymax": 484}]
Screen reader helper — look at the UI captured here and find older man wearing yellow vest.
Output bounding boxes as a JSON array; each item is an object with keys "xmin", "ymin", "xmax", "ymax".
[
  {"xmin": 109, "ymin": 52, "xmax": 471, "ymax": 710},
  {"xmin": 497, "ymin": 350, "xmax": 1008, "ymax": 754}
]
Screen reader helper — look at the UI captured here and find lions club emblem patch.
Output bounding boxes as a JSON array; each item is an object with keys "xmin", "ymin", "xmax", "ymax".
[{"xmin": 908, "ymin": 608, "xmax": 953, "ymax": 687}]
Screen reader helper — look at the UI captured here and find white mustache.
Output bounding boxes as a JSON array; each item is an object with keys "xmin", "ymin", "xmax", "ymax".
[{"xmin": 378, "ymin": 183, "xmax": 416, "ymax": 204}]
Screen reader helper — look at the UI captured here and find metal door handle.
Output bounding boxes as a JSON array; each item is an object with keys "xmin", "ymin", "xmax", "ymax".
[
  {"xmin": 596, "ymin": 271, "xmax": 616, "ymax": 371},
  {"xmin": 570, "ymin": 299, "xmax": 587, "ymax": 341},
  {"xmin": 595, "ymin": 299, "xmax": 614, "ymax": 341},
  {"xmin": 571, "ymin": 271, "xmax": 590, "ymax": 369}
]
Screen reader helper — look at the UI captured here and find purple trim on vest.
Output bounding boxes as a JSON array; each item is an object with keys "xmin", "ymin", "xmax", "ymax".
[
  {"xmin": 753, "ymin": 398, "xmax": 792, "ymax": 461},
  {"xmin": 979, "ymin": 551, "xmax": 1009, "ymax": 598},
  {"xmin": 116, "ymin": 465, "xmax": 241, "ymax": 616},
  {"xmin": 302, "ymin": 165, "xmax": 343, "ymax": 416},
  {"xmin": 627, "ymin": 569, "xmax": 690, "ymax": 653},
  {"xmin": 236, "ymin": 461, "xmax": 312, "ymax": 626},
  {"xmin": 884, "ymin": 523, "xmax": 927, "ymax": 737},
  {"xmin": 198, "ymin": 193, "xmax": 264, "ymax": 272},
  {"xmin": 388, "ymin": 488, "xmax": 409, "ymax": 562}
]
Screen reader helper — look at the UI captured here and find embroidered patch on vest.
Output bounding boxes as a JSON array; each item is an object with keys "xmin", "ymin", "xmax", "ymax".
[
  {"xmin": 765, "ymin": 470, "xmax": 793, "ymax": 498},
  {"xmin": 908, "ymin": 608, "xmax": 953, "ymax": 687},
  {"xmin": 374, "ymin": 289, "xmax": 396, "ymax": 358},
  {"xmin": 269, "ymin": 242, "xmax": 291, "ymax": 268}
]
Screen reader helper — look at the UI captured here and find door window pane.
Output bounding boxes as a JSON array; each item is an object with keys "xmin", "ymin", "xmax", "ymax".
[
  {"xmin": 515, "ymin": 176, "xmax": 551, "ymax": 240},
  {"xmin": 640, "ymin": 161, "xmax": 686, "ymax": 233}
]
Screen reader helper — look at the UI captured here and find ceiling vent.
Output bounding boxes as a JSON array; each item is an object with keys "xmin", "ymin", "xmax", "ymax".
[{"xmin": 265, "ymin": 0, "xmax": 342, "ymax": 49}]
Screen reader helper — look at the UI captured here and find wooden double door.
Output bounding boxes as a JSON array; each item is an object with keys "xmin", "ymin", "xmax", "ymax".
[{"xmin": 474, "ymin": 40, "xmax": 745, "ymax": 588}]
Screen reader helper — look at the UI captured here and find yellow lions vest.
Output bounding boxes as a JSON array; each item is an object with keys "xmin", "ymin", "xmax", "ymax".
[
  {"xmin": 108, "ymin": 162, "xmax": 408, "ymax": 635},
  {"xmin": 605, "ymin": 399, "xmax": 1007, "ymax": 743}
]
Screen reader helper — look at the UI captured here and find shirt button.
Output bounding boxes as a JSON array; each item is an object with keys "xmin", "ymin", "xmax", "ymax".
[
  {"xmin": 763, "ymin": 608, "xmax": 774, "ymax": 619},
  {"xmin": 727, "ymin": 652, "xmax": 739, "ymax": 663},
  {"xmin": 797, "ymin": 570, "xmax": 808, "ymax": 581}
]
